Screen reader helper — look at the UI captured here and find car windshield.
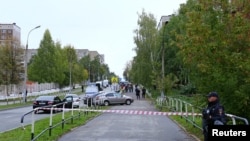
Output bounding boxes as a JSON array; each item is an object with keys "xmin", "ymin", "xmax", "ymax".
[
  {"xmin": 36, "ymin": 96, "xmax": 54, "ymax": 101},
  {"xmin": 85, "ymin": 85, "xmax": 99, "ymax": 96},
  {"xmin": 65, "ymin": 94, "xmax": 78, "ymax": 98}
]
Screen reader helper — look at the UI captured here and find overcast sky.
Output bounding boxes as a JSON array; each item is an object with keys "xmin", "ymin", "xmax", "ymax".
[{"xmin": 2, "ymin": 0, "xmax": 187, "ymax": 78}]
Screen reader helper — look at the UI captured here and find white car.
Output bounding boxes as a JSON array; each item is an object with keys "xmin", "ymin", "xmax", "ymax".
[{"xmin": 64, "ymin": 94, "xmax": 81, "ymax": 108}]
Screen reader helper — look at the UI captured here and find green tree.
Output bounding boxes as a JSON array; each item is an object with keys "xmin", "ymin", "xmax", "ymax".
[
  {"xmin": 0, "ymin": 42, "xmax": 24, "ymax": 93},
  {"xmin": 28, "ymin": 29, "xmax": 65, "ymax": 85},
  {"xmin": 131, "ymin": 9, "xmax": 159, "ymax": 88},
  {"xmin": 79, "ymin": 55, "xmax": 91, "ymax": 81},
  {"xmin": 169, "ymin": 0, "xmax": 250, "ymax": 119},
  {"xmin": 62, "ymin": 45, "xmax": 78, "ymax": 88}
]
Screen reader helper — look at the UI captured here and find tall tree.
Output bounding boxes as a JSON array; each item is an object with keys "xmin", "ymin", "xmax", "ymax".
[
  {"xmin": 79, "ymin": 55, "xmax": 91, "ymax": 81},
  {"xmin": 62, "ymin": 45, "xmax": 80, "ymax": 88},
  {"xmin": 0, "ymin": 42, "xmax": 24, "ymax": 94},
  {"xmin": 28, "ymin": 29, "xmax": 65, "ymax": 85},
  {"xmin": 131, "ymin": 9, "xmax": 159, "ymax": 88},
  {"xmin": 169, "ymin": 0, "xmax": 250, "ymax": 119}
]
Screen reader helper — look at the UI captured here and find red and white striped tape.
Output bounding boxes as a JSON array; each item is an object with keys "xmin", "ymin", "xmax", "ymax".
[
  {"xmin": 35, "ymin": 107, "xmax": 202, "ymax": 116},
  {"xmin": 88, "ymin": 109, "xmax": 201, "ymax": 116}
]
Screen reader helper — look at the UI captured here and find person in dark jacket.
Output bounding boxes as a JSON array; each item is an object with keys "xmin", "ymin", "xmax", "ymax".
[
  {"xmin": 142, "ymin": 87, "xmax": 146, "ymax": 99},
  {"xmin": 202, "ymin": 92, "xmax": 227, "ymax": 141},
  {"xmin": 135, "ymin": 87, "xmax": 140, "ymax": 100}
]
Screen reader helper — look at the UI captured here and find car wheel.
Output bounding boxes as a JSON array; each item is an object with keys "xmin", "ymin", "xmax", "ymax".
[
  {"xmin": 34, "ymin": 110, "xmax": 37, "ymax": 114},
  {"xmin": 125, "ymin": 100, "xmax": 131, "ymax": 105},
  {"xmin": 104, "ymin": 101, "xmax": 109, "ymax": 106}
]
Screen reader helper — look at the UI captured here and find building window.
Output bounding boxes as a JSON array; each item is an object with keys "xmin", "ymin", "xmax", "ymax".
[
  {"xmin": 1, "ymin": 35, "xmax": 6, "ymax": 40},
  {"xmin": 1, "ymin": 29, "xmax": 6, "ymax": 33}
]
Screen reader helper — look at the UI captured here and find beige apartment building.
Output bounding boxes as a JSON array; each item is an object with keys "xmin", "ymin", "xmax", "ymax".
[
  {"xmin": 26, "ymin": 49, "xmax": 105, "ymax": 64},
  {"xmin": 0, "ymin": 23, "xmax": 21, "ymax": 47}
]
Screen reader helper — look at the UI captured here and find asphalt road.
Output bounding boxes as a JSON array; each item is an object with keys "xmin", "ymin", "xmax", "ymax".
[
  {"xmin": 58, "ymin": 90, "xmax": 198, "ymax": 141},
  {"xmin": 0, "ymin": 106, "xmax": 49, "ymax": 133},
  {"xmin": 0, "ymin": 93, "xmax": 87, "ymax": 133}
]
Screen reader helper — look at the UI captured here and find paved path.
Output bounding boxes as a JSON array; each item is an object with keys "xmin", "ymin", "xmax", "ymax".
[{"xmin": 58, "ymin": 91, "xmax": 198, "ymax": 141}]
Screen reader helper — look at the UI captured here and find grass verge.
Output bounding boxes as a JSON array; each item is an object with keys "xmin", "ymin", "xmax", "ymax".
[
  {"xmin": 169, "ymin": 115, "xmax": 203, "ymax": 141},
  {"xmin": 153, "ymin": 100, "xmax": 204, "ymax": 141},
  {"xmin": 0, "ymin": 107, "xmax": 106, "ymax": 141}
]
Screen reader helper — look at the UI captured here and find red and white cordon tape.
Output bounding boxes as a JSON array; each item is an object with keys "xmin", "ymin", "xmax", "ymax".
[
  {"xmin": 36, "ymin": 107, "xmax": 202, "ymax": 116},
  {"xmin": 87, "ymin": 109, "xmax": 202, "ymax": 116}
]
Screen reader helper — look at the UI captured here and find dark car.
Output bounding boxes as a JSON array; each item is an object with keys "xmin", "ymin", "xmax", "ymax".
[{"xmin": 33, "ymin": 95, "xmax": 73, "ymax": 114}]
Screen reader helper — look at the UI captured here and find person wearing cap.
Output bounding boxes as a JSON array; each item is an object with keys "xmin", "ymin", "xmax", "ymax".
[{"xmin": 202, "ymin": 92, "xmax": 227, "ymax": 141}]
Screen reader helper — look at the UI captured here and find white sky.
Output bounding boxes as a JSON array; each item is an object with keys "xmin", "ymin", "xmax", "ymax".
[{"xmin": 2, "ymin": 0, "xmax": 187, "ymax": 77}]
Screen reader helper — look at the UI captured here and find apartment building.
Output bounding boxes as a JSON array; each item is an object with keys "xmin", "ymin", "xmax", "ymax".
[
  {"xmin": 0, "ymin": 23, "xmax": 21, "ymax": 47},
  {"xmin": 157, "ymin": 15, "xmax": 172, "ymax": 30},
  {"xmin": 26, "ymin": 49, "xmax": 104, "ymax": 64}
]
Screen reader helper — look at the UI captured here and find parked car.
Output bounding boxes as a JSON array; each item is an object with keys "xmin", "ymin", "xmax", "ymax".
[
  {"xmin": 83, "ymin": 85, "xmax": 100, "ymax": 106},
  {"xmin": 33, "ymin": 95, "xmax": 73, "ymax": 114},
  {"xmin": 93, "ymin": 91, "xmax": 106, "ymax": 105},
  {"xmin": 95, "ymin": 92, "xmax": 134, "ymax": 106},
  {"xmin": 64, "ymin": 93, "xmax": 81, "ymax": 108}
]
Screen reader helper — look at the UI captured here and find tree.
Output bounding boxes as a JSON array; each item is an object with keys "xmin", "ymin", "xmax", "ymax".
[
  {"xmin": 131, "ymin": 9, "xmax": 159, "ymax": 88},
  {"xmin": 168, "ymin": 0, "xmax": 250, "ymax": 119},
  {"xmin": 0, "ymin": 41, "xmax": 24, "ymax": 95},
  {"xmin": 28, "ymin": 29, "xmax": 65, "ymax": 85},
  {"xmin": 62, "ymin": 45, "xmax": 83, "ymax": 88},
  {"xmin": 79, "ymin": 55, "xmax": 91, "ymax": 81}
]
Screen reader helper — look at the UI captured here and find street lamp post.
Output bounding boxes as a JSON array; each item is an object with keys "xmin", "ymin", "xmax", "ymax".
[
  {"xmin": 88, "ymin": 63, "xmax": 90, "ymax": 83},
  {"xmin": 23, "ymin": 25, "xmax": 41, "ymax": 103},
  {"xmin": 161, "ymin": 22, "xmax": 167, "ymax": 97},
  {"xmin": 69, "ymin": 52, "xmax": 73, "ymax": 94}
]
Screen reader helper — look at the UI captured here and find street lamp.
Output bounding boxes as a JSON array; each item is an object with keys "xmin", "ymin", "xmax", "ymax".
[
  {"xmin": 23, "ymin": 25, "xmax": 41, "ymax": 102},
  {"xmin": 161, "ymin": 21, "xmax": 168, "ymax": 97}
]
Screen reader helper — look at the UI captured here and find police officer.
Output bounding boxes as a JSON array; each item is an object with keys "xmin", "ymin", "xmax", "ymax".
[{"xmin": 202, "ymin": 92, "xmax": 227, "ymax": 141}]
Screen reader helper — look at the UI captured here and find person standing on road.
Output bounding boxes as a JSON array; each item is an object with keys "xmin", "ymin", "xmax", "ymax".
[
  {"xmin": 202, "ymin": 92, "xmax": 227, "ymax": 141},
  {"xmin": 142, "ymin": 87, "xmax": 146, "ymax": 99},
  {"xmin": 135, "ymin": 86, "xmax": 140, "ymax": 100},
  {"xmin": 81, "ymin": 85, "xmax": 84, "ymax": 92}
]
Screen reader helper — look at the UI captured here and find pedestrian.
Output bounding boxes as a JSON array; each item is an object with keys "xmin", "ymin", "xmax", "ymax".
[
  {"xmin": 25, "ymin": 89, "xmax": 28, "ymax": 102},
  {"xmin": 135, "ymin": 87, "xmax": 140, "ymax": 100},
  {"xmin": 202, "ymin": 92, "xmax": 227, "ymax": 141},
  {"xmin": 142, "ymin": 87, "xmax": 146, "ymax": 99},
  {"xmin": 81, "ymin": 85, "xmax": 84, "ymax": 92}
]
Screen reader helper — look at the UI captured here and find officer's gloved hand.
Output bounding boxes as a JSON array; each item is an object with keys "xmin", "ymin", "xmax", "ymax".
[{"xmin": 202, "ymin": 109, "xmax": 208, "ymax": 119}]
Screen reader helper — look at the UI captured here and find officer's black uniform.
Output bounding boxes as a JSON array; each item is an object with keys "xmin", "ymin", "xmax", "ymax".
[{"xmin": 202, "ymin": 92, "xmax": 227, "ymax": 141}]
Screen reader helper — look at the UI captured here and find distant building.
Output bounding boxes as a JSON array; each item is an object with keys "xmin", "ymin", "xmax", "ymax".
[
  {"xmin": 26, "ymin": 49, "xmax": 105, "ymax": 64},
  {"xmin": 0, "ymin": 23, "xmax": 21, "ymax": 47},
  {"xmin": 89, "ymin": 51, "xmax": 104, "ymax": 64},
  {"xmin": 76, "ymin": 49, "xmax": 89, "ymax": 60},
  {"xmin": 157, "ymin": 15, "xmax": 172, "ymax": 30}
]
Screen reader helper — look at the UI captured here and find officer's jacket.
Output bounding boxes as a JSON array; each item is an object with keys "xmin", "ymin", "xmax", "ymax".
[{"xmin": 204, "ymin": 100, "xmax": 227, "ymax": 125}]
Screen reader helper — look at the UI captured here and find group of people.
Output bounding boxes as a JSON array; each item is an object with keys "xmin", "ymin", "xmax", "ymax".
[
  {"xmin": 119, "ymin": 83, "xmax": 134, "ymax": 93},
  {"xmin": 135, "ymin": 85, "xmax": 146, "ymax": 100},
  {"xmin": 118, "ymin": 83, "xmax": 147, "ymax": 100}
]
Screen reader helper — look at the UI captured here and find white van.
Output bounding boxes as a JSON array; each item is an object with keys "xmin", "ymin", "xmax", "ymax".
[{"xmin": 102, "ymin": 79, "xmax": 109, "ymax": 88}]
